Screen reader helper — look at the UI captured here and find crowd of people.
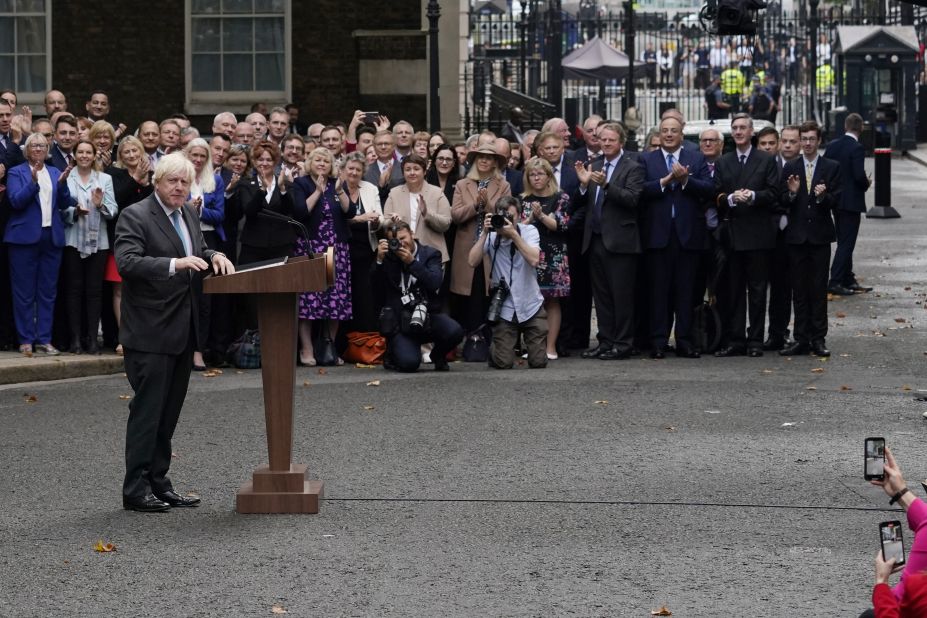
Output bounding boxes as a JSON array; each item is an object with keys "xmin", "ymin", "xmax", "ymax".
[{"xmin": 0, "ymin": 87, "xmax": 872, "ymax": 370}]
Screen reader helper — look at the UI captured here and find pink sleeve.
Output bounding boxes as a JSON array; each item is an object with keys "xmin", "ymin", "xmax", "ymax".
[{"xmin": 891, "ymin": 498, "xmax": 927, "ymax": 601}]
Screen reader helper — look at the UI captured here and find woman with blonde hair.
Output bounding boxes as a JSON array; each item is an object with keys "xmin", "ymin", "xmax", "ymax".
[
  {"xmin": 183, "ymin": 137, "xmax": 225, "ymax": 370},
  {"xmin": 289, "ymin": 147, "xmax": 356, "ymax": 365},
  {"xmin": 520, "ymin": 156, "xmax": 570, "ymax": 359},
  {"xmin": 63, "ymin": 139, "xmax": 117, "ymax": 354}
]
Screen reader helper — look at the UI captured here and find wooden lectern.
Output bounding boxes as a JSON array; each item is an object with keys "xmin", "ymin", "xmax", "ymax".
[{"xmin": 203, "ymin": 251, "xmax": 334, "ymax": 514}]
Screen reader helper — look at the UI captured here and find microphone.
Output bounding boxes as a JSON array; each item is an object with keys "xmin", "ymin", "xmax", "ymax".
[{"xmin": 258, "ymin": 209, "xmax": 311, "ymax": 251}]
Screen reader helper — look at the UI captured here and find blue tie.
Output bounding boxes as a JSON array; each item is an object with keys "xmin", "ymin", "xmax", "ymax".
[{"xmin": 170, "ymin": 210, "xmax": 191, "ymax": 256}]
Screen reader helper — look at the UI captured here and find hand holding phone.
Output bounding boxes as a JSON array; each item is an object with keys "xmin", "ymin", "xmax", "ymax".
[
  {"xmin": 880, "ymin": 520, "xmax": 906, "ymax": 567},
  {"xmin": 865, "ymin": 437, "xmax": 886, "ymax": 480}
]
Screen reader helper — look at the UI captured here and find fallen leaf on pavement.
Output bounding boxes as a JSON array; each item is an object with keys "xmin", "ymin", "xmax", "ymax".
[
  {"xmin": 355, "ymin": 363, "xmax": 376, "ymax": 369},
  {"xmin": 594, "ymin": 400, "xmax": 609, "ymax": 405},
  {"xmin": 119, "ymin": 395, "xmax": 131, "ymax": 400},
  {"xmin": 317, "ymin": 368, "xmax": 327, "ymax": 375},
  {"xmin": 302, "ymin": 380, "xmax": 311, "ymax": 387},
  {"xmin": 839, "ymin": 353, "xmax": 851, "ymax": 358},
  {"xmin": 840, "ymin": 385, "xmax": 853, "ymax": 391},
  {"xmin": 93, "ymin": 540, "xmax": 116, "ymax": 553},
  {"xmin": 202, "ymin": 370, "xmax": 222, "ymax": 378},
  {"xmin": 811, "ymin": 367, "xmax": 825, "ymax": 373},
  {"xmin": 366, "ymin": 380, "xmax": 381, "ymax": 387},
  {"xmin": 782, "ymin": 422, "xmax": 798, "ymax": 427},
  {"xmin": 651, "ymin": 606, "xmax": 673, "ymax": 616},
  {"xmin": 806, "ymin": 386, "xmax": 817, "ymax": 390},
  {"xmin": 835, "ymin": 311, "xmax": 847, "ymax": 318},
  {"xmin": 236, "ymin": 370, "xmax": 243, "ymax": 374},
  {"xmin": 895, "ymin": 318, "xmax": 907, "ymax": 323},
  {"xmin": 664, "ymin": 425, "xmax": 676, "ymax": 432},
  {"xmin": 362, "ymin": 405, "xmax": 375, "ymax": 411},
  {"xmin": 761, "ymin": 369, "xmax": 773, "ymax": 374},
  {"xmin": 902, "ymin": 385, "xmax": 912, "ymax": 391},
  {"xmin": 24, "ymin": 394, "xmax": 37, "ymax": 403},
  {"xmin": 171, "ymin": 452, "xmax": 179, "ymax": 459},
  {"xmin": 271, "ymin": 605, "xmax": 288, "ymax": 614}
]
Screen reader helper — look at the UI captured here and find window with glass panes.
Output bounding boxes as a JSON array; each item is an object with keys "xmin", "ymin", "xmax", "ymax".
[
  {"xmin": 0, "ymin": 0, "xmax": 49, "ymax": 94},
  {"xmin": 190, "ymin": 0, "xmax": 286, "ymax": 93}
]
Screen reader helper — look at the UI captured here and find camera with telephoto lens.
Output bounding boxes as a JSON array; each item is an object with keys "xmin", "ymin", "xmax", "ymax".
[
  {"xmin": 486, "ymin": 277, "xmax": 510, "ymax": 324},
  {"xmin": 408, "ymin": 299, "xmax": 428, "ymax": 332}
]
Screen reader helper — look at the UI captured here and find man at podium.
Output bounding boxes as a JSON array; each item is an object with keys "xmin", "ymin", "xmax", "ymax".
[
  {"xmin": 115, "ymin": 152, "xmax": 235, "ymax": 512},
  {"xmin": 373, "ymin": 221, "xmax": 463, "ymax": 372}
]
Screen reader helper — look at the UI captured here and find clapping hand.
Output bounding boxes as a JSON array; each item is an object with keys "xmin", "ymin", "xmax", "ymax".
[
  {"xmin": 574, "ymin": 160, "xmax": 593, "ymax": 185},
  {"xmin": 115, "ymin": 123, "xmax": 127, "ymax": 140},
  {"xmin": 134, "ymin": 156, "xmax": 150, "ymax": 185},
  {"xmin": 227, "ymin": 172, "xmax": 241, "ymax": 192},
  {"xmin": 476, "ymin": 186, "xmax": 488, "ymax": 210},
  {"xmin": 813, "ymin": 183, "xmax": 826, "ymax": 197},
  {"xmin": 278, "ymin": 166, "xmax": 293, "ymax": 191},
  {"xmin": 671, "ymin": 162, "xmax": 690, "ymax": 185},
  {"xmin": 529, "ymin": 201, "xmax": 543, "ymax": 221},
  {"xmin": 98, "ymin": 149, "xmax": 112, "ymax": 168},
  {"xmin": 91, "ymin": 187, "xmax": 104, "ymax": 209},
  {"xmin": 787, "ymin": 174, "xmax": 800, "ymax": 194},
  {"xmin": 59, "ymin": 161, "xmax": 75, "ymax": 183},
  {"xmin": 191, "ymin": 196, "xmax": 203, "ymax": 214}
]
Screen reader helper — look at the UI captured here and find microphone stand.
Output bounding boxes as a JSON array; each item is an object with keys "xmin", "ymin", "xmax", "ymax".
[{"xmin": 258, "ymin": 209, "xmax": 312, "ymax": 253}]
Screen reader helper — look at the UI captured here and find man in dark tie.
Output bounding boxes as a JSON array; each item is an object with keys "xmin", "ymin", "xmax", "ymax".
[
  {"xmin": 576, "ymin": 122, "xmax": 644, "ymax": 360},
  {"xmin": 640, "ymin": 117, "xmax": 714, "ymax": 358},
  {"xmin": 115, "ymin": 152, "xmax": 235, "ymax": 512},
  {"xmin": 780, "ymin": 121, "xmax": 841, "ymax": 357},
  {"xmin": 825, "ymin": 112, "xmax": 872, "ymax": 296},
  {"xmin": 0, "ymin": 99, "xmax": 25, "ymax": 350},
  {"xmin": 48, "ymin": 115, "xmax": 78, "ymax": 171},
  {"xmin": 693, "ymin": 127, "xmax": 724, "ymax": 312},
  {"xmin": 713, "ymin": 113, "xmax": 781, "ymax": 357}
]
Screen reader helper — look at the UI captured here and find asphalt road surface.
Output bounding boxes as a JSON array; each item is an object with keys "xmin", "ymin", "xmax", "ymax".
[{"xmin": 2, "ymin": 157, "xmax": 926, "ymax": 617}]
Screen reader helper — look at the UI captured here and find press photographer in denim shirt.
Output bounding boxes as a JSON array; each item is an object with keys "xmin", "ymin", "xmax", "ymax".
[
  {"xmin": 468, "ymin": 196, "xmax": 548, "ymax": 369},
  {"xmin": 373, "ymin": 221, "xmax": 463, "ymax": 372}
]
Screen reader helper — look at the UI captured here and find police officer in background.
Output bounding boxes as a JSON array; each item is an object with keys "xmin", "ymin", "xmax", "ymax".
[{"xmin": 373, "ymin": 221, "xmax": 463, "ymax": 372}]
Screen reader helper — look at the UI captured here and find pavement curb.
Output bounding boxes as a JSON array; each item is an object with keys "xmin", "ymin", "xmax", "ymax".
[{"xmin": 0, "ymin": 354, "xmax": 125, "ymax": 385}]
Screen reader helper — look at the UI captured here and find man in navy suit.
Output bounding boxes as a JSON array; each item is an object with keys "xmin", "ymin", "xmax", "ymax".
[
  {"xmin": 713, "ymin": 113, "xmax": 781, "ymax": 357},
  {"xmin": 824, "ymin": 112, "xmax": 872, "ymax": 296},
  {"xmin": 780, "ymin": 121, "xmax": 842, "ymax": 358},
  {"xmin": 0, "ymin": 99, "xmax": 27, "ymax": 349},
  {"xmin": 640, "ymin": 116, "xmax": 714, "ymax": 358},
  {"xmin": 495, "ymin": 138, "xmax": 523, "ymax": 196},
  {"xmin": 48, "ymin": 115, "xmax": 78, "ymax": 172},
  {"xmin": 571, "ymin": 114, "xmax": 603, "ymax": 165}
]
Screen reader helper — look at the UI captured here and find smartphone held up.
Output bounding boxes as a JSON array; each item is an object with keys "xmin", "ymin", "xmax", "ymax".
[
  {"xmin": 865, "ymin": 437, "xmax": 886, "ymax": 481},
  {"xmin": 880, "ymin": 520, "xmax": 906, "ymax": 566}
]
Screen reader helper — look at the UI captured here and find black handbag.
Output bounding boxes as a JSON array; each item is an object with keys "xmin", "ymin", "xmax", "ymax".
[
  {"xmin": 691, "ymin": 301, "xmax": 722, "ymax": 354},
  {"xmin": 462, "ymin": 326, "xmax": 490, "ymax": 363},
  {"xmin": 227, "ymin": 329, "xmax": 261, "ymax": 369}
]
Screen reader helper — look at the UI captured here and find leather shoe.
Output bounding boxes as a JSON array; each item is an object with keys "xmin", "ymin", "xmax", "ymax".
[
  {"xmin": 123, "ymin": 494, "xmax": 171, "ymax": 512},
  {"xmin": 714, "ymin": 345, "xmax": 746, "ymax": 357},
  {"xmin": 762, "ymin": 337, "xmax": 785, "ymax": 351},
  {"xmin": 650, "ymin": 348, "xmax": 666, "ymax": 359},
  {"xmin": 747, "ymin": 347, "xmax": 763, "ymax": 358},
  {"xmin": 828, "ymin": 284, "xmax": 856, "ymax": 296},
  {"xmin": 582, "ymin": 344, "xmax": 610, "ymax": 359},
  {"xmin": 811, "ymin": 341, "xmax": 831, "ymax": 357},
  {"xmin": 154, "ymin": 490, "xmax": 201, "ymax": 507},
  {"xmin": 433, "ymin": 358, "xmax": 450, "ymax": 372},
  {"xmin": 598, "ymin": 347, "xmax": 630, "ymax": 360},
  {"xmin": 848, "ymin": 282, "xmax": 873, "ymax": 293},
  {"xmin": 779, "ymin": 341, "xmax": 810, "ymax": 356},
  {"xmin": 676, "ymin": 347, "xmax": 700, "ymax": 358}
]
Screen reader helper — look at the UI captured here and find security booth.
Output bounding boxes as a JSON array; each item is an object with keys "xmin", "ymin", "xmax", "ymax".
[{"xmin": 834, "ymin": 26, "xmax": 919, "ymax": 152}]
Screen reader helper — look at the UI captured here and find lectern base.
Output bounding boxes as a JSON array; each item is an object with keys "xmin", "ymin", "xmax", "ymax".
[
  {"xmin": 236, "ymin": 464, "xmax": 324, "ymax": 513},
  {"xmin": 866, "ymin": 206, "xmax": 901, "ymax": 218}
]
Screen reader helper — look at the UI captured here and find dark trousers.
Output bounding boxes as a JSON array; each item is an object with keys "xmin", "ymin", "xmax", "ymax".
[
  {"xmin": 9, "ymin": 229, "xmax": 62, "ymax": 345},
  {"xmin": 123, "ymin": 337, "xmax": 194, "ymax": 498},
  {"xmin": 647, "ymin": 228, "xmax": 698, "ymax": 350},
  {"xmin": 451, "ymin": 266, "xmax": 488, "ymax": 335},
  {"xmin": 588, "ymin": 235, "xmax": 636, "ymax": 354},
  {"xmin": 0, "ymin": 242, "xmax": 17, "ymax": 347},
  {"xmin": 789, "ymin": 243, "xmax": 830, "ymax": 345},
  {"xmin": 62, "ymin": 247, "xmax": 107, "ymax": 347},
  {"xmin": 767, "ymin": 230, "xmax": 792, "ymax": 340},
  {"xmin": 725, "ymin": 249, "xmax": 770, "ymax": 349},
  {"xmin": 387, "ymin": 313, "xmax": 463, "ymax": 372},
  {"xmin": 830, "ymin": 210, "xmax": 861, "ymax": 287},
  {"xmin": 563, "ymin": 226, "xmax": 592, "ymax": 349}
]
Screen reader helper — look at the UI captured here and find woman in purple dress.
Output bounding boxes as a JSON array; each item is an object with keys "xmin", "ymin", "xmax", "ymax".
[{"xmin": 290, "ymin": 148, "xmax": 357, "ymax": 365}]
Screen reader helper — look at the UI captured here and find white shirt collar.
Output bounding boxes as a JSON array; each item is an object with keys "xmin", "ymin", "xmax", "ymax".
[
  {"xmin": 845, "ymin": 132, "xmax": 859, "ymax": 141},
  {"xmin": 736, "ymin": 145, "xmax": 752, "ymax": 159}
]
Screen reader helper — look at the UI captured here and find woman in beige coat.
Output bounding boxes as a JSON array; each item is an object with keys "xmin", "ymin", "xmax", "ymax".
[
  {"xmin": 383, "ymin": 154, "xmax": 451, "ymax": 263},
  {"xmin": 449, "ymin": 144, "xmax": 511, "ymax": 337}
]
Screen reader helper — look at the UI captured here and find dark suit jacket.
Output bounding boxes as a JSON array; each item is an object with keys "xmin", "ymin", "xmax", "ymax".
[
  {"xmin": 290, "ymin": 176, "xmax": 357, "ymax": 243},
  {"xmin": 0, "ymin": 134, "xmax": 25, "ymax": 174},
  {"xmin": 372, "ymin": 242, "xmax": 445, "ymax": 315},
  {"xmin": 824, "ymin": 134, "xmax": 868, "ymax": 213},
  {"xmin": 47, "ymin": 144, "xmax": 70, "ymax": 172},
  {"xmin": 363, "ymin": 159, "xmax": 405, "ymax": 204},
  {"xmin": 505, "ymin": 167, "xmax": 524, "ymax": 196},
  {"xmin": 239, "ymin": 178, "xmax": 295, "ymax": 249},
  {"xmin": 4, "ymin": 162, "xmax": 73, "ymax": 247},
  {"xmin": 782, "ymin": 156, "xmax": 842, "ymax": 245},
  {"xmin": 571, "ymin": 146, "xmax": 601, "ymax": 165},
  {"xmin": 640, "ymin": 148, "xmax": 714, "ymax": 251},
  {"xmin": 580, "ymin": 154, "xmax": 645, "ymax": 254},
  {"xmin": 114, "ymin": 195, "xmax": 217, "ymax": 354},
  {"xmin": 714, "ymin": 148, "xmax": 781, "ymax": 251}
]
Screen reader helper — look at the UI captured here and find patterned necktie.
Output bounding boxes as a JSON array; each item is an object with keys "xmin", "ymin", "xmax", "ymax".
[
  {"xmin": 707, "ymin": 161, "xmax": 715, "ymax": 177},
  {"xmin": 805, "ymin": 161, "xmax": 814, "ymax": 190},
  {"xmin": 170, "ymin": 210, "xmax": 191, "ymax": 256},
  {"xmin": 593, "ymin": 161, "xmax": 612, "ymax": 227}
]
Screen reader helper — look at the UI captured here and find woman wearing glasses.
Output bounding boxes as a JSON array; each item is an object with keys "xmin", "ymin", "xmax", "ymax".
[{"xmin": 5, "ymin": 133, "xmax": 74, "ymax": 355}]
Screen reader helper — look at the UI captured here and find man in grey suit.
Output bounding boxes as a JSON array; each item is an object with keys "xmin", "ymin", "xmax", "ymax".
[
  {"xmin": 115, "ymin": 152, "xmax": 234, "ymax": 512},
  {"xmin": 576, "ymin": 122, "xmax": 644, "ymax": 360},
  {"xmin": 363, "ymin": 129, "xmax": 405, "ymax": 205}
]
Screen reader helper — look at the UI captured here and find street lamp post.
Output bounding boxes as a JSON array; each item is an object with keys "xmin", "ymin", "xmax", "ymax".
[
  {"xmin": 625, "ymin": 0, "xmax": 636, "ymax": 110},
  {"xmin": 548, "ymin": 0, "xmax": 563, "ymax": 115},
  {"xmin": 427, "ymin": 0, "xmax": 441, "ymax": 132},
  {"xmin": 520, "ymin": 0, "xmax": 528, "ymax": 92},
  {"xmin": 808, "ymin": 0, "xmax": 819, "ymax": 122}
]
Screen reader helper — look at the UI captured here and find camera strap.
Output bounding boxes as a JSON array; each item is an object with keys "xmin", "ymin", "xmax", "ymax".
[{"xmin": 486, "ymin": 232, "xmax": 516, "ymax": 286}]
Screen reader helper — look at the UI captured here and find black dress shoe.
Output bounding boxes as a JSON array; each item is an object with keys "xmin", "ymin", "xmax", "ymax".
[
  {"xmin": 433, "ymin": 358, "xmax": 450, "ymax": 372},
  {"xmin": 598, "ymin": 347, "xmax": 630, "ymax": 360},
  {"xmin": 714, "ymin": 345, "xmax": 746, "ymax": 357},
  {"xmin": 779, "ymin": 341, "xmax": 810, "ymax": 356},
  {"xmin": 582, "ymin": 344, "xmax": 609, "ymax": 359},
  {"xmin": 650, "ymin": 348, "xmax": 666, "ymax": 359},
  {"xmin": 828, "ymin": 284, "xmax": 856, "ymax": 296},
  {"xmin": 676, "ymin": 347, "xmax": 700, "ymax": 358},
  {"xmin": 762, "ymin": 337, "xmax": 785, "ymax": 351},
  {"xmin": 848, "ymin": 282, "xmax": 873, "ymax": 293},
  {"xmin": 123, "ymin": 494, "xmax": 171, "ymax": 512},
  {"xmin": 810, "ymin": 341, "xmax": 831, "ymax": 357},
  {"xmin": 747, "ymin": 347, "xmax": 763, "ymax": 357},
  {"xmin": 154, "ymin": 490, "xmax": 201, "ymax": 508}
]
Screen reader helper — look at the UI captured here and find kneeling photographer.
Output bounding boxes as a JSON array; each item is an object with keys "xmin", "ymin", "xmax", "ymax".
[
  {"xmin": 373, "ymin": 221, "xmax": 463, "ymax": 372},
  {"xmin": 468, "ymin": 196, "xmax": 548, "ymax": 369}
]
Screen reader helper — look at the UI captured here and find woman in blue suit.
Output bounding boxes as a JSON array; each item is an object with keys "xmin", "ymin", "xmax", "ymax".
[{"xmin": 5, "ymin": 133, "xmax": 74, "ymax": 355}]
